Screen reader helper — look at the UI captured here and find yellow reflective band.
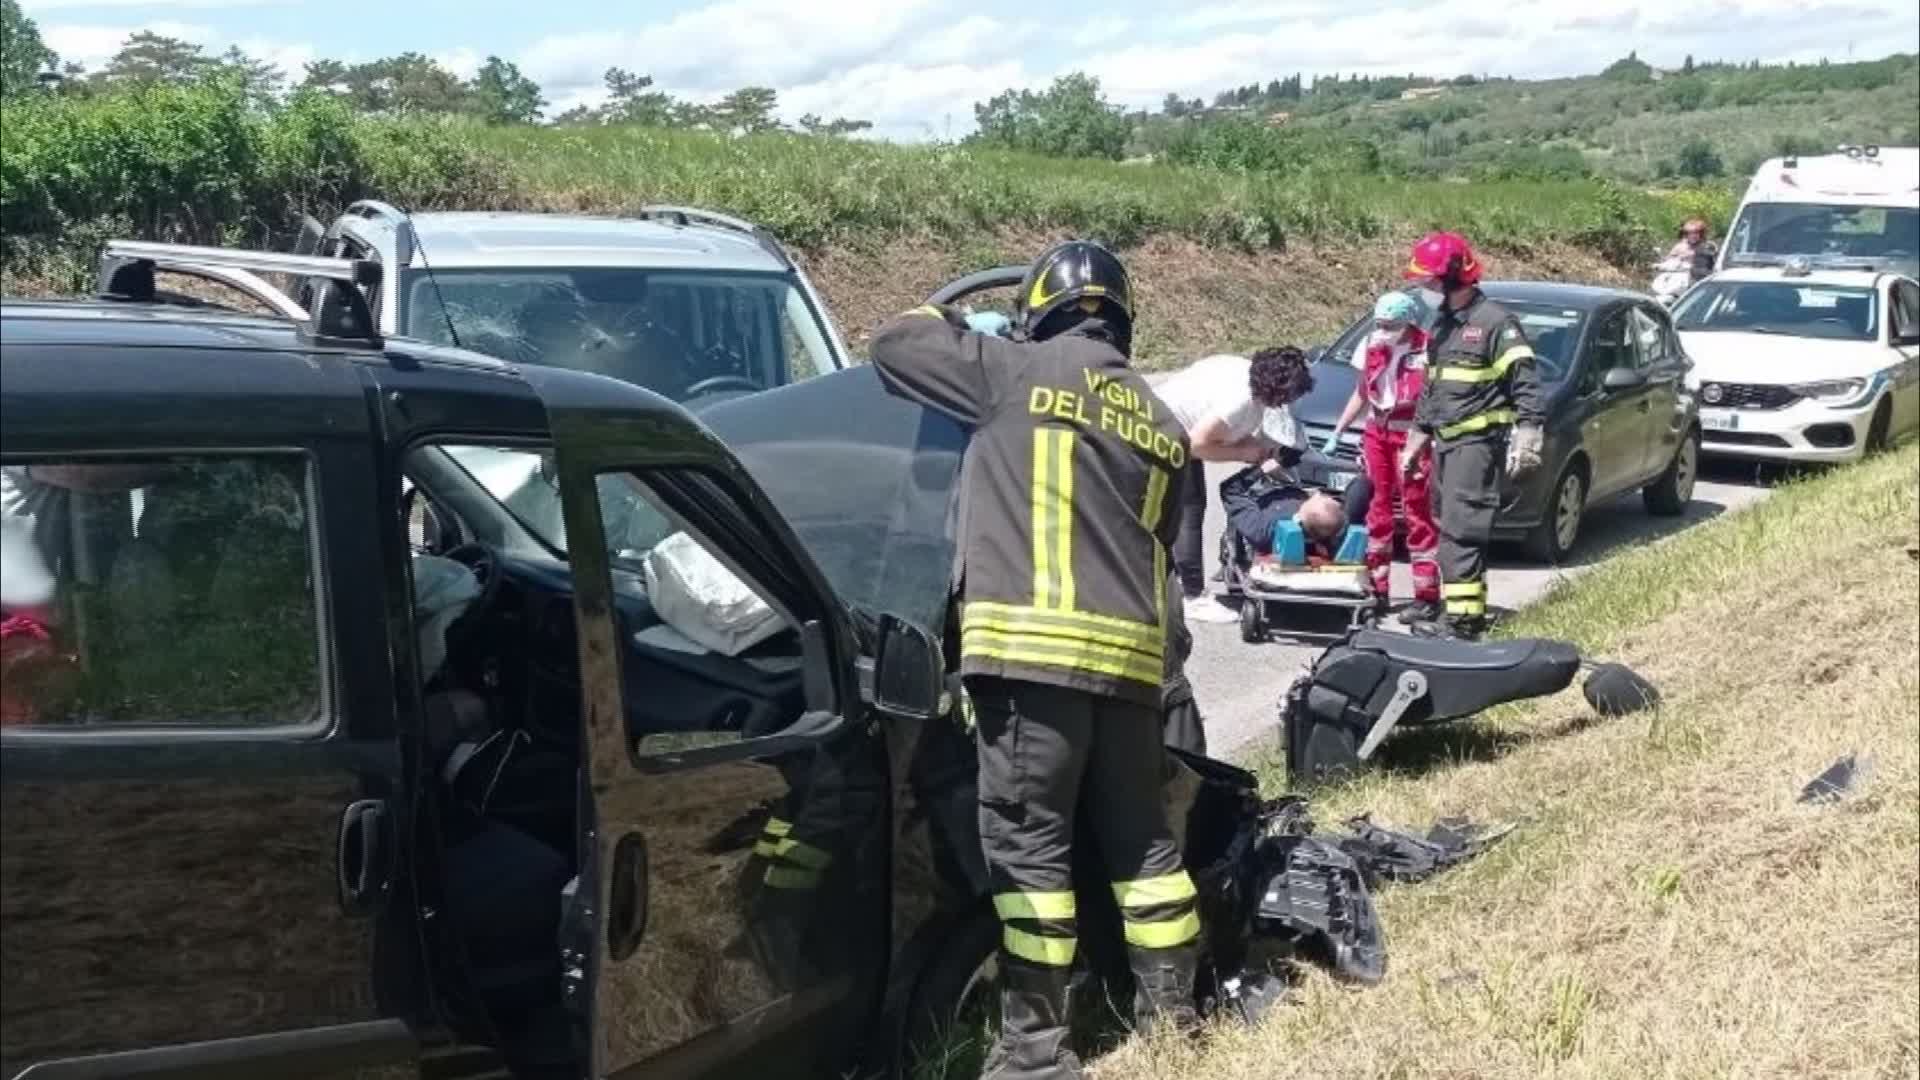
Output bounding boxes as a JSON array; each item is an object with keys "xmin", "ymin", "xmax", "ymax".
[
  {"xmin": 764, "ymin": 865, "xmax": 822, "ymax": 890},
  {"xmin": 1141, "ymin": 467, "xmax": 1171, "ymax": 629},
  {"xmin": 1436, "ymin": 345, "xmax": 1534, "ymax": 384},
  {"xmin": 965, "ymin": 601, "xmax": 1164, "ymax": 640},
  {"xmin": 763, "ymin": 817, "xmax": 792, "ymax": 837},
  {"xmin": 1122, "ymin": 911, "xmax": 1202, "ymax": 950},
  {"xmin": 995, "ymin": 891, "xmax": 1077, "ymax": 922},
  {"xmin": 1443, "ymin": 582, "xmax": 1485, "ymax": 598},
  {"xmin": 756, "ymin": 836, "xmax": 831, "ymax": 870},
  {"xmin": 1028, "ymin": 277, "xmax": 1058, "ymax": 313},
  {"xmin": 907, "ymin": 305, "xmax": 943, "ymax": 319},
  {"xmin": 1054, "ymin": 430, "xmax": 1075, "ymax": 611},
  {"xmin": 1496, "ymin": 345, "xmax": 1535, "ymax": 370},
  {"xmin": 1032, "ymin": 428, "xmax": 1054, "ymax": 608},
  {"xmin": 1439, "ymin": 408, "xmax": 1516, "ymax": 440},
  {"xmin": 1446, "ymin": 599, "xmax": 1486, "ymax": 616},
  {"xmin": 1005, "ymin": 926, "xmax": 1078, "ymax": 967},
  {"xmin": 961, "ymin": 633, "xmax": 1165, "ymax": 686},
  {"xmin": 961, "ymin": 612, "xmax": 1162, "ymax": 661},
  {"xmin": 1113, "ymin": 871, "xmax": 1196, "ymax": 909}
]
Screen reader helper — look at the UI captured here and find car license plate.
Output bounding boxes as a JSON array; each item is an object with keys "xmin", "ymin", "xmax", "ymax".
[
  {"xmin": 1701, "ymin": 410, "xmax": 1738, "ymax": 432},
  {"xmin": 1327, "ymin": 470, "xmax": 1356, "ymax": 492}
]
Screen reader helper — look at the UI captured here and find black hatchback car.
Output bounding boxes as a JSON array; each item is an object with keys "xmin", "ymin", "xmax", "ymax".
[
  {"xmin": 1291, "ymin": 282, "xmax": 1703, "ymax": 561},
  {"xmin": 0, "ymin": 244, "xmax": 1245, "ymax": 1080}
]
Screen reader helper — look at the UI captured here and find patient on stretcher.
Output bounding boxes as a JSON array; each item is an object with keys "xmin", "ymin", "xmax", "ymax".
[{"xmin": 1221, "ymin": 463, "xmax": 1373, "ymax": 567}]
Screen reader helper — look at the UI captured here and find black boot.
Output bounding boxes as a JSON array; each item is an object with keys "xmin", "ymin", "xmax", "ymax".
[
  {"xmin": 1129, "ymin": 943, "xmax": 1203, "ymax": 1038},
  {"xmin": 1412, "ymin": 614, "xmax": 1485, "ymax": 641},
  {"xmin": 982, "ymin": 959, "xmax": 1084, "ymax": 1080},
  {"xmin": 1396, "ymin": 599, "xmax": 1442, "ymax": 626}
]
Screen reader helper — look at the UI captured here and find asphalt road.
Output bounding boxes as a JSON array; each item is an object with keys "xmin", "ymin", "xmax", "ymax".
[{"xmin": 1146, "ymin": 370, "xmax": 1776, "ymax": 759}]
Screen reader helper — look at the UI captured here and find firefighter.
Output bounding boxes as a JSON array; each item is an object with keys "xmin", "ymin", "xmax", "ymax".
[
  {"xmin": 1397, "ymin": 232, "xmax": 1546, "ymax": 640},
  {"xmin": 870, "ymin": 240, "xmax": 1201, "ymax": 1079}
]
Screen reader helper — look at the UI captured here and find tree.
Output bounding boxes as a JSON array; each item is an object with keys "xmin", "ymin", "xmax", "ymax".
[
  {"xmin": 213, "ymin": 45, "xmax": 284, "ymax": 107},
  {"xmin": 1, "ymin": 0, "xmax": 57, "ymax": 96},
  {"xmin": 1601, "ymin": 50, "xmax": 1654, "ymax": 83},
  {"xmin": 969, "ymin": 72, "xmax": 1131, "ymax": 160},
  {"xmin": 472, "ymin": 55, "xmax": 544, "ymax": 124},
  {"xmin": 1663, "ymin": 76, "xmax": 1708, "ymax": 111},
  {"xmin": 597, "ymin": 67, "xmax": 683, "ymax": 126},
  {"xmin": 712, "ymin": 85, "xmax": 780, "ymax": 133},
  {"xmin": 1682, "ymin": 54, "xmax": 1696, "ymax": 75},
  {"xmin": 298, "ymin": 52, "xmax": 472, "ymax": 114},
  {"xmin": 1672, "ymin": 137, "xmax": 1724, "ymax": 179},
  {"xmin": 1162, "ymin": 92, "xmax": 1188, "ymax": 117},
  {"xmin": 98, "ymin": 31, "xmax": 213, "ymax": 86},
  {"xmin": 797, "ymin": 113, "xmax": 872, "ymax": 137}
]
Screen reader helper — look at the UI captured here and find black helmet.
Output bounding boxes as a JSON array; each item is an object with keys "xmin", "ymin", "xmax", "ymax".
[{"xmin": 1016, "ymin": 240, "xmax": 1134, "ymax": 345}]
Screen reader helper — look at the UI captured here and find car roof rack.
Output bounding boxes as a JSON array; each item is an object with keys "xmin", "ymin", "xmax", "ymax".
[
  {"xmin": 636, "ymin": 204, "xmax": 795, "ymax": 270},
  {"xmin": 96, "ymin": 239, "xmax": 383, "ymax": 348}
]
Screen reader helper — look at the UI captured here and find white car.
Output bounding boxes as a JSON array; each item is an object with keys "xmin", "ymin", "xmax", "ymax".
[{"xmin": 1673, "ymin": 263, "xmax": 1920, "ymax": 463}]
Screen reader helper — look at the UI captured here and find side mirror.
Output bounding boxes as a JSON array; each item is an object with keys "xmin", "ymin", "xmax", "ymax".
[
  {"xmin": 870, "ymin": 612, "xmax": 946, "ymax": 720},
  {"xmin": 1602, "ymin": 367, "xmax": 1646, "ymax": 391}
]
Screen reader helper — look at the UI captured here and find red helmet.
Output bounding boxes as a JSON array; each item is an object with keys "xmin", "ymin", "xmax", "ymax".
[{"xmin": 1403, "ymin": 231, "xmax": 1483, "ymax": 288}]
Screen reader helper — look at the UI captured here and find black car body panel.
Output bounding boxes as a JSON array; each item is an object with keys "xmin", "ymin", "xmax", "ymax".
[{"xmin": 1293, "ymin": 282, "xmax": 1698, "ymax": 542}]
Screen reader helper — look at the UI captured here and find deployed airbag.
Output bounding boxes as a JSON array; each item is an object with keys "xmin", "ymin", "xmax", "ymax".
[{"xmin": 644, "ymin": 531, "xmax": 784, "ymax": 656}]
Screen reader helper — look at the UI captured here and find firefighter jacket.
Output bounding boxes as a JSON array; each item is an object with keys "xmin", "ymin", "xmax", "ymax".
[
  {"xmin": 869, "ymin": 306, "xmax": 1188, "ymax": 708},
  {"xmin": 1413, "ymin": 291, "xmax": 1546, "ymax": 443}
]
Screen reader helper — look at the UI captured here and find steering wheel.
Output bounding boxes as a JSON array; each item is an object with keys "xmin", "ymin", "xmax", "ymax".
[
  {"xmin": 440, "ymin": 541, "xmax": 505, "ymax": 650},
  {"xmin": 683, "ymin": 374, "xmax": 764, "ymax": 398}
]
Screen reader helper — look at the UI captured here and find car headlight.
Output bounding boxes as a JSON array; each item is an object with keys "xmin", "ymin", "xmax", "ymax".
[{"xmin": 1789, "ymin": 376, "xmax": 1877, "ymax": 407}]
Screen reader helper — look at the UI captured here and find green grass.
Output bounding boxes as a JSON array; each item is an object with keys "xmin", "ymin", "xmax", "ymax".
[{"xmin": 0, "ymin": 81, "xmax": 1721, "ymax": 294}]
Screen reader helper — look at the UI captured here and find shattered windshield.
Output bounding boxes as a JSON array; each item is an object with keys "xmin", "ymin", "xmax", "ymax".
[
  {"xmin": 403, "ymin": 267, "xmax": 838, "ymax": 403},
  {"xmin": 1673, "ymin": 282, "xmax": 1878, "ymax": 341}
]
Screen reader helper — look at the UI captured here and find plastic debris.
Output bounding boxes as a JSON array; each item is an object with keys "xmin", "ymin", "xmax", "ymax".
[{"xmin": 1798, "ymin": 753, "xmax": 1871, "ymax": 804}]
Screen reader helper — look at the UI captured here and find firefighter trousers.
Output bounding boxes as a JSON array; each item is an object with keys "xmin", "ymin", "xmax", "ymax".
[
  {"xmin": 1360, "ymin": 422, "xmax": 1438, "ymax": 604},
  {"xmin": 1429, "ymin": 432, "xmax": 1505, "ymax": 622},
  {"xmin": 966, "ymin": 675, "xmax": 1200, "ymax": 975}
]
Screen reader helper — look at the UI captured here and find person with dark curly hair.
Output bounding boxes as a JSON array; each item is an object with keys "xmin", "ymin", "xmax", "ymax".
[{"xmin": 1155, "ymin": 346, "xmax": 1315, "ymax": 623}]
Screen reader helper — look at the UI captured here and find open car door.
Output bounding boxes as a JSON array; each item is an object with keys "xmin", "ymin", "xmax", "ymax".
[{"xmin": 526, "ymin": 366, "xmax": 941, "ymax": 1079}]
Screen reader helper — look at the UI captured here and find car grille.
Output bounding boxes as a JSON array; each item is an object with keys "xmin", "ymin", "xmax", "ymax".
[
  {"xmin": 1701, "ymin": 382, "xmax": 1799, "ymax": 410},
  {"xmin": 1702, "ymin": 430, "xmax": 1791, "ymax": 447}
]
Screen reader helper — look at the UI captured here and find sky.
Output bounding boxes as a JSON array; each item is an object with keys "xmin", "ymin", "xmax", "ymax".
[{"xmin": 20, "ymin": 0, "xmax": 1920, "ymax": 140}]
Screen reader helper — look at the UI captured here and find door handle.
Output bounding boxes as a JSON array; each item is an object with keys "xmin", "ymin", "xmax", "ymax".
[
  {"xmin": 606, "ymin": 833, "xmax": 648, "ymax": 963},
  {"xmin": 336, "ymin": 799, "xmax": 390, "ymax": 916}
]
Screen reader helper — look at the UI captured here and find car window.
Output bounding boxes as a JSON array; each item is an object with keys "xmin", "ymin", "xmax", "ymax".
[
  {"xmin": 585, "ymin": 469, "xmax": 810, "ymax": 755},
  {"xmin": 1672, "ymin": 281, "xmax": 1878, "ymax": 341},
  {"xmin": 1314, "ymin": 298, "xmax": 1584, "ymax": 386},
  {"xmin": 1630, "ymin": 307, "xmax": 1674, "ymax": 369},
  {"xmin": 0, "ymin": 454, "xmax": 324, "ymax": 732},
  {"xmin": 1584, "ymin": 310, "xmax": 1635, "ymax": 391},
  {"xmin": 403, "ymin": 268, "xmax": 837, "ymax": 403},
  {"xmin": 1890, "ymin": 281, "xmax": 1920, "ymax": 341},
  {"xmin": 1728, "ymin": 203, "xmax": 1920, "ymax": 263}
]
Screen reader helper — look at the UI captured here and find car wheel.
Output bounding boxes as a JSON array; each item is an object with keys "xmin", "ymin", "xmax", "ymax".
[
  {"xmin": 1525, "ymin": 463, "xmax": 1587, "ymax": 563},
  {"xmin": 1864, "ymin": 398, "xmax": 1893, "ymax": 456},
  {"xmin": 1643, "ymin": 427, "xmax": 1698, "ymax": 516},
  {"xmin": 1239, "ymin": 598, "xmax": 1266, "ymax": 644},
  {"xmin": 896, "ymin": 908, "xmax": 1001, "ymax": 1079}
]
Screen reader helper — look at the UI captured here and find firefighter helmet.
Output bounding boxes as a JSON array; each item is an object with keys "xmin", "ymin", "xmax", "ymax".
[
  {"xmin": 1016, "ymin": 240, "xmax": 1134, "ymax": 344},
  {"xmin": 1402, "ymin": 231, "xmax": 1484, "ymax": 289}
]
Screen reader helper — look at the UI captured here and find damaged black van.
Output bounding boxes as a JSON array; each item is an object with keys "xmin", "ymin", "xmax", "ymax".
[{"xmin": 0, "ymin": 243, "xmax": 1265, "ymax": 1080}]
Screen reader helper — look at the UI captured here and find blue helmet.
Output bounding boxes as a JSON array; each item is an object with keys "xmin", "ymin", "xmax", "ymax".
[{"xmin": 1374, "ymin": 289, "xmax": 1427, "ymax": 326}]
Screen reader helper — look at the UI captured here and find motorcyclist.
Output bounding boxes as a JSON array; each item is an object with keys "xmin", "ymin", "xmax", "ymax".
[
  {"xmin": 1396, "ymin": 232, "xmax": 1546, "ymax": 640},
  {"xmin": 1667, "ymin": 218, "xmax": 1718, "ymax": 282}
]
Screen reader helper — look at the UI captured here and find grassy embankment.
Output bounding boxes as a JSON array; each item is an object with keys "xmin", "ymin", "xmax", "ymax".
[
  {"xmin": 0, "ymin": 84, "xmax": 1726, "ymax": 366},
  {"xmin": 1096, "ymin": 442, "xmax": 1920, "ymax": 1079}
]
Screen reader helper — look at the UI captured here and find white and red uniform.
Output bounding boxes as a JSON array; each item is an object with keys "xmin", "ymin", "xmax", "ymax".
[{"xmin": 1358, "ymin": 326, "xmax": 1440, "ymax": 604}]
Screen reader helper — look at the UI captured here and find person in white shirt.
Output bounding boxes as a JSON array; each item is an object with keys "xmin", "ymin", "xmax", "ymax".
[{"xmin": 1153, "ymin": 347, "xmax": 1315, "ymax": 623}]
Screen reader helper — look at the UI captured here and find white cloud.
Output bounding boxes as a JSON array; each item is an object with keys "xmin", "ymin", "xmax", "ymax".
[
  {"xmin": 41, "ymin": 21, "xmax": 215, "ymax": 70},
  {"xmin": 434, "ymin": 47, "xmax": 483, "ymax": 81},
  {"xmin": 23, "ymin": 0, "xmax": 281, "ymax": 9}
]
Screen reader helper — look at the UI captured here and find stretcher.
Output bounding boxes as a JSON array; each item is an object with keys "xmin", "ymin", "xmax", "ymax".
[{"xmin": 1215, "ymin": 457, "xmax": 1375, "ymax": 644}]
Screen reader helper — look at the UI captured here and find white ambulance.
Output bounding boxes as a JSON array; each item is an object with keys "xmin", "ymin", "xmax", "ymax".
[{"xmin": 1719, "ymin": 145, "xmax": 1919, "ymax": 278}]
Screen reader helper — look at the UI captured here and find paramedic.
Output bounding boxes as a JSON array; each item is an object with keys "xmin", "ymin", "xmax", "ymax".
[
  {"xmin": 1325, "ymin": 290, "xmax": 1442, "ymax": 622},
  {"xmin": 1397, "ymin": 232, "xmax": 1546, "ymax": 640},
  {"xmin": 1155, "ymin": 347, "xmax": 1315, "ymax": 625},
  {"xmin": 870, "ymin": 240, "xmax": 1203, "ymax": 1079}
]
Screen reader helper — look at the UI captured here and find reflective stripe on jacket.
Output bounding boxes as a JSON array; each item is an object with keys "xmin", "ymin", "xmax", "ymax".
[
  {"xmin": 1413, "ymin": 291, "xmax": 1546, "ymax": 442},
  {"xmin": 869, "ymin": 306, "xmax": 1188, "ymax": 707}
]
